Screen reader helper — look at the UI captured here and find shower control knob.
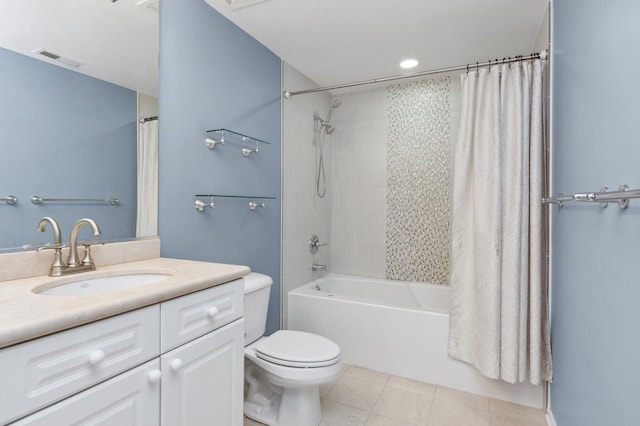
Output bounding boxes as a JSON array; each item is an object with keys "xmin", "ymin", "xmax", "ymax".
[{"xmin": 309, "ymin": 234, "xmax": 327, "ymax": 254}]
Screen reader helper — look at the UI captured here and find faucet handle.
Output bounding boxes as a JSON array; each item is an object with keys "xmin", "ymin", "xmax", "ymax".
[
  {"xmin": 78, "ymin": 241, "xmax": 104, "ymax": 267},
  {"xmin": 37, "ymin": 244, "xmax": 67, "ymax": 277},
  {"xmin": 36, "ymin": 243, "xmax": 66, "ymax": 252}
]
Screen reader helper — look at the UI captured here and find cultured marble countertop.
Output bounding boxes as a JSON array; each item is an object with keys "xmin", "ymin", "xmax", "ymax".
[{"xmin": 0, "ymin": 257, "xmax": 250, "ymax": 349}]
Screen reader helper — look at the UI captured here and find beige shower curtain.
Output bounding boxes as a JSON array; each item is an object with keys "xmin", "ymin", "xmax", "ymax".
[
  {"xmin": 136, "ymin": 119, "xmax": 158, "ymax": 238},
  {"xmin": 448, "ymin": 59, "xmax": 552, "ymax": 385}
]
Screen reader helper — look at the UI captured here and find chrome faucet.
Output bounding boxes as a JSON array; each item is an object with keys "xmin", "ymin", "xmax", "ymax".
[
  {"xmin": 37, "ymin": 217, "xmax": 103, "ymax": 276},
  {"xmin": 37, "ymin": 217, "xmax": 62, "ymax": 245},
  {"xmin": 67, "ymin": 218, "xmax": 102, "ymax": 270},
  {"xmin": 311, "ymin": 264, "xmax": 327, "ymax": 272}
]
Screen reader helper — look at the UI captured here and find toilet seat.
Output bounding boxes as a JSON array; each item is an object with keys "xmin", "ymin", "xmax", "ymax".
[{"xmin": 255, "ymin": 330, "xmax": 341, "ymax": 368}]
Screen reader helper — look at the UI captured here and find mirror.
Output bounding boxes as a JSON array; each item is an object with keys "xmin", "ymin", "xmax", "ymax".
[{"xmin": 0, "ymin": 0, "xmax": 159, "ymax": 251}]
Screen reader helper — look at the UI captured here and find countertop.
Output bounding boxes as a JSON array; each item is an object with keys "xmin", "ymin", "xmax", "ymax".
[{"xmin": 0, "ymin": 257, "xmax": 250, "ymax": 349}]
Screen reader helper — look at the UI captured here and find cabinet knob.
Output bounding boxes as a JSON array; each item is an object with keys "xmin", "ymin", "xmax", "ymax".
[
  {"xmin": 170, "ymin": 358, "xmax": 183, "ymax": 371},
  {"xmin": 207, "ymin": 306, "xmax": 219, "ymax": 319},
  {"xmin": 88, "ymin": 349, "xmax": 105, "ymax": 366},
  {"xmin": 148, "ymin": 369, "xmax": 162, "ymax": 383}
]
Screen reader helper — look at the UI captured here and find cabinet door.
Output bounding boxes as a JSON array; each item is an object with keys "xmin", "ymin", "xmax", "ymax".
[
  {"xmin": 12, "ymin": 359, "xmax": 161, "ymax": 426},
  {"xmin": 161, "ymin": 319, "xmax": 244, "ymax": 426}
]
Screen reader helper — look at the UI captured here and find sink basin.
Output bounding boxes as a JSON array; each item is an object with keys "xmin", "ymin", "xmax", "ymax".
[{"xmin": 35, "ymin": 273, "xmax": 172, "ymax": 296}]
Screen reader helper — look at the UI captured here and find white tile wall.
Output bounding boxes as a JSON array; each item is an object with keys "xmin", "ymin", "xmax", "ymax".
[
  {"xmin": 281, "ymin": 62, "xmax": 332, "ymax": 327},
  {"xmin": 330, "ymin": 87, "xmax": 388, "ymax": 278}
]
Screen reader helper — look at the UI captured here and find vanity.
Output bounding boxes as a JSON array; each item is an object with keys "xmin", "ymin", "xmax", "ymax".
[{"xmin": 0, "ymin": 239, "xmax": 249, "ymax": 425}]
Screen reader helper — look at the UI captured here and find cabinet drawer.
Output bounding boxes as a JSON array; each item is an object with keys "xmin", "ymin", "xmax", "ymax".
[
  {"xmin": 0, "ymin": 305, "xmax": 159, "ymax": 425},
  {"xmin": 11, "ymin": 359, "xmax": 160, "ymax": 426},
  {"xmin": 160, "ymin": 279, "xmax": 243, "ymax": 353}
]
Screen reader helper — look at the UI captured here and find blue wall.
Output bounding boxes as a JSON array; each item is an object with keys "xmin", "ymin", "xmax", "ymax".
[
  {"xmin": 158, "ymin": 0, "xmax": 282, "ymax": 333},
  {"xmin": 551, "ymin": 1, "xmax": 640, "ymax": 424},
  {"xmin": 0, "ymin": 47, "xmax": 137, "ymax": 249}
]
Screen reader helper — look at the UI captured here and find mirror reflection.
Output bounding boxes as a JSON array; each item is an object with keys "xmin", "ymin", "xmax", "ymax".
[{"xmin": 0, "ymin": 0, "xmax": 159, "ymax": 250}]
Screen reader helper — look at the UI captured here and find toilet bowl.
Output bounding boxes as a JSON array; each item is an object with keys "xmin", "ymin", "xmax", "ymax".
[{"xmin": 243, "ymin": 273, "xmax": 341, "ymax": 426}]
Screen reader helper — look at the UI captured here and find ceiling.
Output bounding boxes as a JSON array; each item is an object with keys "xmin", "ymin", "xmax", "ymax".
[
  {"xmin": 0, "ymin": 0, "xmax": 547, "ymax": 97},
  {"xmin": 0, "ymin": 0, "xmax": 159, "ymax": 96},
  {"xmin": 204, "ymin": 0, "xmax": 549, "ymax": 90}
]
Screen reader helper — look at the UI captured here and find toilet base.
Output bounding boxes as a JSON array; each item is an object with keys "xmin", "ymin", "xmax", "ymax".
[{"xmin": 244, "ymin": 386, "xmax": 321, "ymax": 426}]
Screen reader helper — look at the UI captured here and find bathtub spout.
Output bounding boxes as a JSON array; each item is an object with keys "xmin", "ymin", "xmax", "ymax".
[{"xmin": 311, "ymin": 264, "xmax": 327, "ymax": 272}]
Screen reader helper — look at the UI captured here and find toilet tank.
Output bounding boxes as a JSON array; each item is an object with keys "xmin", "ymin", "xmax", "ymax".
[{"xmin": 243, "ymin": 272, "xmax": 273, "ymax": 346}]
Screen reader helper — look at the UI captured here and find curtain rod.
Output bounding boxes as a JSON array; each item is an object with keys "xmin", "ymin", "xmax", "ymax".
[{"xmin": 284, "ymin": 50, "xmax": 547, "ymax": 99}]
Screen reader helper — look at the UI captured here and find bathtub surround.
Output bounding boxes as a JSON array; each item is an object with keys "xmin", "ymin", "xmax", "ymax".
[
  {"xmin": 159, "ymin": 0, "xmax": 282, "ymax": 334},
  {"xmin": 386, "ymin": 77, "xmax": 452, "ymax": 285},
  {"xmin": 281, "ymin": 62, "xmax": 333, "ymax": 328},
  {"xmin": 330, "ymin": 80, "xmax": 461, "ymax": 281},
  {"xmin": 448, "ymin": 60, "xmax": 551, "ymax": 385}
]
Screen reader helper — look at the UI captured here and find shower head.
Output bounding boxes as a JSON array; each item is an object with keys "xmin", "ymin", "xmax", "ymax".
[
  {"xmin": 313, "ymin": 113, "xmax": 335, "ymax": 134},
  {"xmin": 313, "ymin": 99, "xmax": 341, "ymax": 135}
]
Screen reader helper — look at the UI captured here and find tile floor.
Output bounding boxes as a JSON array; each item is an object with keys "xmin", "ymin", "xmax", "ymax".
[{"xmin": 244, "ymin": 364, "xmax": 547, "ymax": 426}]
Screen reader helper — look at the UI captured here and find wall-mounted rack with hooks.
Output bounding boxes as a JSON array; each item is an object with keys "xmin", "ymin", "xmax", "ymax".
[
  {"xmin": 204, "ymin": 129, "xmax": 269, "ymax": 157},
  {"xmin": 542, "ymin": 185, "xmax": 640, "ymax": 209},
  {"xmin": 1, "ymin": 195, "xmax": 17, "ymax": 205},
  {"xmin": 31, "ymin": 196, "xmax": 120, "ymax": 205},
  {"xmin": 194, "ymin": 194, "xmax": 276, "ymax": 212}
]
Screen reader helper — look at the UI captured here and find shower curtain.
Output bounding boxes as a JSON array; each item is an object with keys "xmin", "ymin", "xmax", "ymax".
[
  {"xmin": 448, "ymin": 60, "xmax": 552, "ymax": 385},
  {"xmin": 136, "ymin": 119, "xmax": 158, "ymax": 237}
]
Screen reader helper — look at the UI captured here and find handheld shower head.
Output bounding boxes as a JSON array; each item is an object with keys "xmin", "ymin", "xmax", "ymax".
[
  {"xmin": 314, "ymin": 113, "xmax": 336, "ymax": 135},
  {"xmin": 331, "ymin": 99, "xmax": 342, "ymax": 109}
]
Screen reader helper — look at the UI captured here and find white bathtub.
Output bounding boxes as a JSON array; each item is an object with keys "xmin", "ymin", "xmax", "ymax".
[{"xmin": 287, "ymin": 274, "xmax": 543, "ymax": 408}]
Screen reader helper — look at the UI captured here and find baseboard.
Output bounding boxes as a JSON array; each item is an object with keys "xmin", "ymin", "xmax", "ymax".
[{"xmin": 546, "ymin": 410, "xmax": 557, "ymax": 426}]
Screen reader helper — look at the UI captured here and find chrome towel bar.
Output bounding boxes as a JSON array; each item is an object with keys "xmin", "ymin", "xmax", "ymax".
[
  {"xmin": 31, "ymin": 196, "xmax": 119, "ymax": 205},
  {"xmin": 1, "ymin": 195, "xmax": 17, "ymax": 205},
  {"xmin": 543, "ymin": 185, "xmax": 640, "ymax": 209}
]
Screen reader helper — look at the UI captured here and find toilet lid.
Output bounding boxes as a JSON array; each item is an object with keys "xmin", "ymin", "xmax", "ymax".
[{"xmin": 255, "ymin": 330, "xmax": 341, "ymax": 368}]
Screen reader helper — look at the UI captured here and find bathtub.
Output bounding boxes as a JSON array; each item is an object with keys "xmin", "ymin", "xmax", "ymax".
[{"xmin": 287, "ymin": 274, "xmax": 543, "ymax": 408}]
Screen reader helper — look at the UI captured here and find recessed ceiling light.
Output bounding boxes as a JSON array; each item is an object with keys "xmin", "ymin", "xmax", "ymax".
[{"xmin": 400, "ymin": 59, "xmax": 419, "ymax": 69}]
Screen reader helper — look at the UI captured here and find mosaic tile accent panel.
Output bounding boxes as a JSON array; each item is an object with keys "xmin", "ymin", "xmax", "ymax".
[{"xmin": 386, "ymin": 77, "xmax": 452, "ymax": 285}]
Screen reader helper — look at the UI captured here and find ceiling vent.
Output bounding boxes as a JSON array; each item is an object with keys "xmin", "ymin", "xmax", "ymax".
[
  {"xmin": 33, "ymin": 49, "xmax": 82, "ymax": 68},
  {"xmin": 225, "ymin": 0, "xmax": 269, "ymax": 10}
]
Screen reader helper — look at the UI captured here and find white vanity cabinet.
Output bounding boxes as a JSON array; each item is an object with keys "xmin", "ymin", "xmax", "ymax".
[{"xmin": 1, "ymin": 278, "xmax": 245, "ymax": 426}]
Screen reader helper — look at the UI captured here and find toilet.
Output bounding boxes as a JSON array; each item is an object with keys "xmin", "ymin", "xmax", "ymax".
[{"xmin": 243, "ymin": 273, "xmax": 341, "ymax": 426}]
